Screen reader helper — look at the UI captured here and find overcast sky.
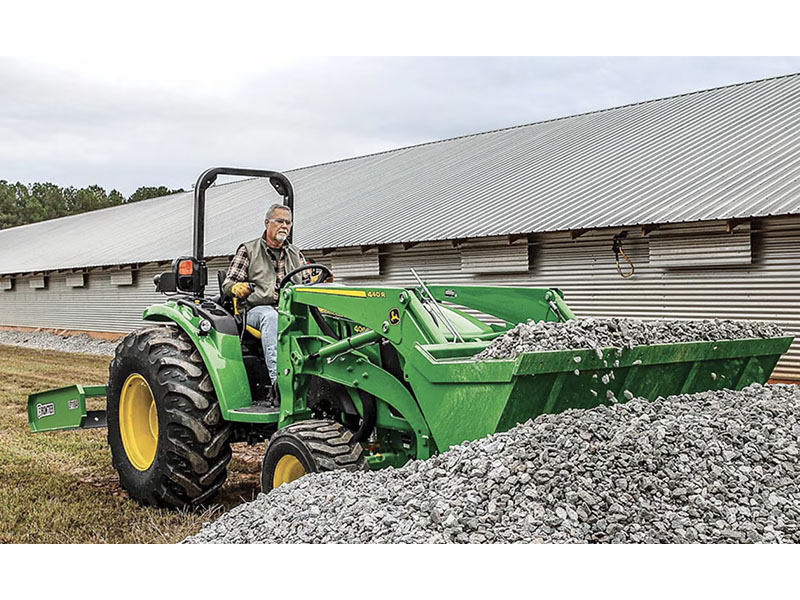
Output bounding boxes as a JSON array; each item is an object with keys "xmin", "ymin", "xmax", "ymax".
[{"xmin": 2, "ymin": 56, "xmax": 800, "ymax": 196}]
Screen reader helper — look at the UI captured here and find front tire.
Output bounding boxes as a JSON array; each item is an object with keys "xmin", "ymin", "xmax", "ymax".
[
  {"xmin": 106, "ymin": 325, "xmax": 232, "ymax": 508},
  {"xmin": 261, "ymin": 420, "xmax": 368, "ymax": 492}
]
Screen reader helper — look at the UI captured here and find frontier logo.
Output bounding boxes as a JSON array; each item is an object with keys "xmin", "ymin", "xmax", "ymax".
[{"xmin": 36, "ymin": 402, "xmax": 55, "ymax": 419}]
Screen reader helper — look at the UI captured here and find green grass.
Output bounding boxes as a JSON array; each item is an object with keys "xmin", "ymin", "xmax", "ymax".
[{"xmin": 0, "ymin": 344, "xmax": 265, "ymax": 543}]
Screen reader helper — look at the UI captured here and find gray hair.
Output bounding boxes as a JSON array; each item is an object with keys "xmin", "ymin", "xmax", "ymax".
[{"xmin": 266, "ymin": 203, "xmax": 292, "ymax": 220}]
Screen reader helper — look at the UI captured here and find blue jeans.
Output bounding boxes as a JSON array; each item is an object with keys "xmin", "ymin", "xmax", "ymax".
[{"xmin": 246, "ymin": 305, "xmax": 278, "ymax": 383}]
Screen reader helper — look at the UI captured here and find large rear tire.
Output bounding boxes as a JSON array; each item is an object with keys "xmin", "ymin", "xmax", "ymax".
[
  {"xmin": 261, "ymin": 420, "xmax": 368, "ymax": 492},
  {"xmin": 106, "ymin": 325, "xmax": 232, "ymax": 508}
]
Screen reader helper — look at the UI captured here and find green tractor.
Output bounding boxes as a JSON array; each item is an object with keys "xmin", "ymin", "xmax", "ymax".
[{"xmin": 27, "ymin": 167, "xmax": 794, "ymax": 509}]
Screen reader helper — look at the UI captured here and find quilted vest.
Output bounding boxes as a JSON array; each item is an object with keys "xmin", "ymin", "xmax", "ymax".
[{"xmin": 236, "ymin": 237, "xmax": 305, "ymax": 306}]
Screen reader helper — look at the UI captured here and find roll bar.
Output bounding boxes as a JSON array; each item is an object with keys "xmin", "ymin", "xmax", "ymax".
[{"xmin": 193, "ymin": 167, "xmax": 295, "ymax": 262}]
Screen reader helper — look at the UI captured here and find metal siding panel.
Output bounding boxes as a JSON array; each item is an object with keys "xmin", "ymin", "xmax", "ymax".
[
  {"xmin": 110, "ymin": 268, "xmax": 134, "ymax": 286},
  {"xmin": 460, "ymin": 237, "xmax": 529, "ymax": 273},
  {"xmin": 0, "ymin": 257, "xmax": 231, "ymax": 334},
  {"xmin": 65, "ymin": 273, "xmax": 85, "ymax": 287},
  {"xmin": 649, "ymin": 221, "xmax": 752, "ymax": 267},
  {"xmin": 330, "ymin": 249, "xmax": 380, "ymax": 278},
  {"xmin": 0, "ymin": 218, "xmax": 797, "ymax": 380},
  {"xmin": 328, "ymin": 216, "xmax": 800, "ymax": 380}
]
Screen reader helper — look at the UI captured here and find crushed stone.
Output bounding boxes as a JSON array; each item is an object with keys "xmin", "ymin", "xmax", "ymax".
[
  {"xmin": 474, "ymin": 317, "xmax": 785, "ymax": 360},
  {"xmin": 0, "ymin": 330, "xmax": 117, "ymax": 356},
  {"xmin": 185, "ymin": 383, "xmax": 800, "ymax": 544}
]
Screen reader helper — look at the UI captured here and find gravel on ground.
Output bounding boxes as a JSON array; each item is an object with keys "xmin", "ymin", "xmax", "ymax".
[
  {"xmin": 0, "ymin": 330, "xmax": 118, "ymax": 356},
  {"xmin": 185, "ymin": 383, "xmax": 800, "ymax": 544}
]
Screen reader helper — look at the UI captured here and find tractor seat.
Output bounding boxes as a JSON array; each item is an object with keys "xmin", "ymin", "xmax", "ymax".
[{"xmin": 232, "ymin": 297, "xmax": 262, "ymax": 339}]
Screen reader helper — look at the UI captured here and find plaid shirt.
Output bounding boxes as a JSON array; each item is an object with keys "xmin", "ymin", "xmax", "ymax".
[{"xmin": 223, "ymin": 234, "xmax": 308, "ymax": 303}]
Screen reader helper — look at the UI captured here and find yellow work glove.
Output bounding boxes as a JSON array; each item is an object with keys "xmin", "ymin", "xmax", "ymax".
[{"xmin": 231, "ymin": 282, "xmax": 252, "ymax": 299}]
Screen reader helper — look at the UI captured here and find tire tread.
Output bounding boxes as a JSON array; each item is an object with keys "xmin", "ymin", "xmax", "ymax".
[
  {"xmin": 262, "ymin": 419, "xmax": 368, "ymax": 492},
  {"xmin": 106, "ymin": 325, "xmax": 232, "ymax": 509}
]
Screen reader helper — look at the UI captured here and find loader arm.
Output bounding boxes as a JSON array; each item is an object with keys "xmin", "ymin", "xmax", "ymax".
[{"xmin": 278, "ymin": 283, "xmax": 574, "ymax": 458}]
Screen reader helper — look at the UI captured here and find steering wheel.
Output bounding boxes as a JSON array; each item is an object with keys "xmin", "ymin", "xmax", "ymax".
[{"xmin": 278, "ymin": 263, "xmax": 333, "ymax": 291}]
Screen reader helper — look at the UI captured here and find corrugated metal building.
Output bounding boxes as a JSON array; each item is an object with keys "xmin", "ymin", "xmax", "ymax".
[{"xmin": 2, "ymin": 73, "xmax": 800, "ymax": 379}]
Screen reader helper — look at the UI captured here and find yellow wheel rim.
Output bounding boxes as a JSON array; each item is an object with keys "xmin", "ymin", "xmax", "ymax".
[
  {"xmin": 119, "ymin": 373, "xmax": 158, "ymax": 471},
  {"xmin": 273, "ymin": 455, "xmax": 306, "ymax": 488}
]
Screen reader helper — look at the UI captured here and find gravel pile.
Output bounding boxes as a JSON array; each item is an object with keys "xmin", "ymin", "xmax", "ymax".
[
  {"xmin": 185, "ymin": 383, "xmax": 800, "ymax": 544},
  {"xmin": 475, "ymin": 317, "xmax": 786, "ymax": 360},
  {"xmin": 0, "ymin": 330, "xmax": 118, "ymax": 356}
]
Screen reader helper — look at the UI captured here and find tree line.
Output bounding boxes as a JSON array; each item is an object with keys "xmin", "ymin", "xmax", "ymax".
[{"xmin": 0, "ymin": 181, "xmax": 186, "ymax": 230}]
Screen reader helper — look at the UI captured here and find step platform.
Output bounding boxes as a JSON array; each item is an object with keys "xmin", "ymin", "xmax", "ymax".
[{"xmin": 230, "ymin": 405, "xmax": 280, "ymax": 415}]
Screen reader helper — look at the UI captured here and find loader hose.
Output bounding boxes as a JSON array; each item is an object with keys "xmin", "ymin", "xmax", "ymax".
[
  {"xmin": 311, "ymin": 306, "xmax": 340, "ymax": 341},
  {"xmin": 612, "ymin": 232, "xmax": 635, "ymax": 278},
  {"xmin": 347, "ymin": 391, "xmax": 377, "ymax": 442}
]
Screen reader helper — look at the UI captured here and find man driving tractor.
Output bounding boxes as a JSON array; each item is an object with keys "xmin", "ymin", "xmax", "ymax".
[{"xmin": 222, "ymin": 203, "xmax": 310, "ymax": 403}]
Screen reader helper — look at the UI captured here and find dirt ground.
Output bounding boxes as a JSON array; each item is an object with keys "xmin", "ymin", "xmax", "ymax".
[{"xmin": 0, "ymin": 344, "xmax": 264, "ymax": 543}]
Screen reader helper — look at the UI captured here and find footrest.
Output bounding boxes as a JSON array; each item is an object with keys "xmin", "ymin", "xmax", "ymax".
[{"xmin": 231, "ymin": 405, "xmax": 280, "ymax": 415}]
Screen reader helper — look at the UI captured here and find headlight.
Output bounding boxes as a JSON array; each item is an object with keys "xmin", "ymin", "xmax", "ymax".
[{"xmin": 198, "ymin": 319, "xmax": 212, "ymax": 335}]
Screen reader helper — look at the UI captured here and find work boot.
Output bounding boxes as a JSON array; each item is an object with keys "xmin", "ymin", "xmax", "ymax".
[
  {"xmin": 251, "ymin": 384, "xmax": 278, "ymax": 408},
  {"xmin": 267, "ymin": 383, "xmax": 280, "ymax": 409}
]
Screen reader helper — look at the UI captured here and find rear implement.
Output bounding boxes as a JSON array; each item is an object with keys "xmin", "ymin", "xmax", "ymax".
[{"xmin": 28, "ymin": 384, "xmax": 106, "ymax": 432}]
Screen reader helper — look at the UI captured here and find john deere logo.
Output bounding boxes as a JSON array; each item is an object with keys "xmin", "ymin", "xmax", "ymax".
[{"xmin": 388, "ymin": 308, "xmax": 400, "ymax": 325}]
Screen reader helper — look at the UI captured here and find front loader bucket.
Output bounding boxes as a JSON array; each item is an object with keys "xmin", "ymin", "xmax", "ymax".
[
  {"xmin": 406, "ymin": 335, "xmax": 794, "ymax": 452},
  {"xmin": 27, "ymin": 385, "xmax": 107, "ymax": 432}
]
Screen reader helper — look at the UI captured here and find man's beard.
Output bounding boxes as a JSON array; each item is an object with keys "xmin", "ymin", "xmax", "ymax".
[{"xmin": 275, "ymin": 232, "xmax": 288, "ymax": 242}]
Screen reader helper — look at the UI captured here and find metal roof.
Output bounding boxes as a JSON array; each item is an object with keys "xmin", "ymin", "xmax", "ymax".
[{"xmin": 3, "ymin": 72, "xmax": 800, "ymax": 276}]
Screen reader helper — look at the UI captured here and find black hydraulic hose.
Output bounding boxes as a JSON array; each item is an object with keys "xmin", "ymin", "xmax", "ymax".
[
  {"xmin": 351, "ymin": 391, "xmax": 377, "ymax": 442},
  {"xmin": 310, "ymin": 306, "xmax": 340, "ymax": 341}
]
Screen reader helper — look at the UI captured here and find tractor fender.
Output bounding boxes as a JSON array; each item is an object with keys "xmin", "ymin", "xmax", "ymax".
[{"xmin": 143, "ymin": 303, "xmax": 253, "ymax": 415}]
